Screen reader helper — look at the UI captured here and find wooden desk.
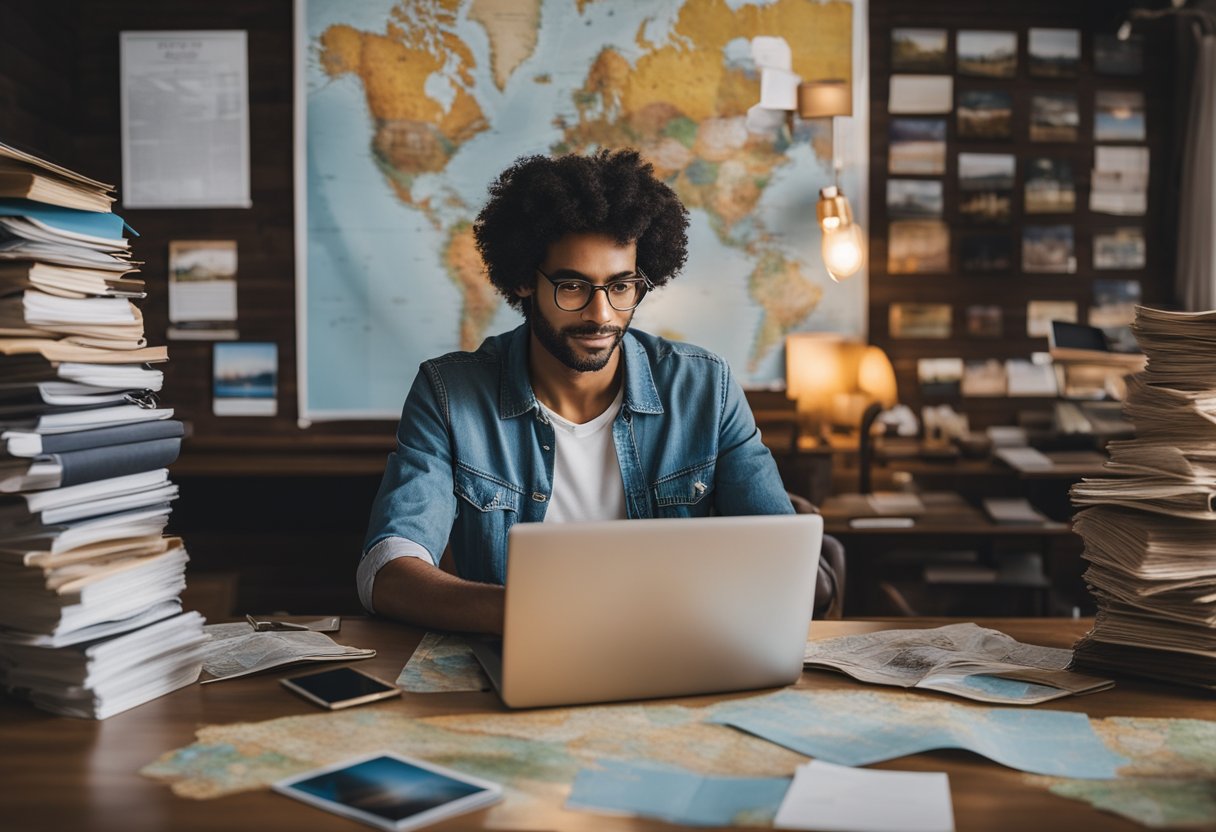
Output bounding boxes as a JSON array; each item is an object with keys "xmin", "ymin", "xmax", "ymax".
[{"xmin": 1, "ymin": 618, "xmax": 1209, "ymax": 832}]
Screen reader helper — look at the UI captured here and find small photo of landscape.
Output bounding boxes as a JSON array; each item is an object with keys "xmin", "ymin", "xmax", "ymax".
[
  {"xmin": 1030, "ymin": 93, "xmax": 1080, "ymax": 142},
  {"xmin": 966, "ymin": 304, "xmax": 1004, "ymax": 337},
  {"xmin": 889, "ymin": 118, "xmax": 948, "ymax": 175},
  {"xmin": 1028, "ymin": 28, "xmax": 1080, "ymax": 78},
  {"xmin": 888, "ymin": 220, "xmax": 950, "ymax": 274},
  {"xmin": 958, "ymin": 152, "xmax": 1015, "ymax": 223},
  {"xmin": 1023, "ymin": 225, "xmax": 1077, "ymax": 273},
  {"xmin": 1024, "ymin": 157, "xmax": 1076, "ymax": 214},
  {"xmin": 887, "ymin": 179, "xmax": 944, "ymax": 219},
  {"xmin": 891, "ymin": 28, "xmax": 950, "ymax": 72},
  {"xmin": 958, "ymin": 89, "xmax": 1013, "ymax": 140},
  {"xmin": 1095, "ymin": 91, "xmax": 1146, "ymax": 141},
  {"xmin": 958, "ymin": 30, "xmax": 1017, "ymax": 78}
]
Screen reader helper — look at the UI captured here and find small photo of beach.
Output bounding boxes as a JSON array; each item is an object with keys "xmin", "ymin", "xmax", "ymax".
[
  {"xmin": 1095, "ymin": 91, "xmax": 1146, "ymax": 141},
  {"xmin": 1024, "ymin": 157, "xmax": 1076, "ymax": 214},
  {"xmin": 213, "ymin": 342, "xmax": 278, "ymax": 417},
  {"xmin": 958, "ymin": 89, "xmax": 1013, "ymax": 140},
  {"xmin": 958, "ymin": 30, "xmax": 1017, "ymax": 78},
  {"xmin": 1029, "ymin": 28, "xmax": 1080, "ymax": 78},
  {"xmin": 1030, "ymin": 93, "xmax": 1080, "ymax": 142},
  {"xmin": 891, "ymin": 28, "xmax": 950, "ymax": 72},
  {"xmin": 889, "ymin": 118, "xmax": 948, "ymax": 175}
]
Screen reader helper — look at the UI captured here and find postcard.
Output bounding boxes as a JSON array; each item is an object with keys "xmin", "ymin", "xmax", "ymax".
[
  {"xmin": 1024, "ymin": 157, "xmax": 1076, "ymax": 214},
  {"xmin": 1028, "ymin": 28, "xmax": 1080, "ymax": 78},
  {"xmin": 1091, "ymin": 146, "xmax": 1150, "ymax": 215},
  {"xmin": 889, "ymin": 118, "xmax": 948, "ymax": 175},
  {"xmin": 957, "ymin": 90, "xmax": 1013, "ymax": 140},
  {"xmin": 1095, "ymin": 90, "xmax": 1146, "ymax": 141},
  {"xmin": 1093, "ymin": 227, "xmax": 1146, "ymax": 269},
  {"xmin": 1006, "ymin": 357, "xmax": 1059, "ymax": 396},
  {"xmin": 1094, "ymin": 34, "xmax": 1143, "ymax": 76},
  {"xmin": 1090, "ymin": 278, "xmax": 1142, "ymax": 329},
  {"xmin": 168, "ymin": 239, "xmax": 239, "ymax": 340},
  {"xmin": 890, "ymin": 303, "xmax": 952, "ymax": 338},
  {"xmin": 887, "ymin": 179, "xmax": 944, "ymax": 219},
  {"xmin": 889, "ymin": 75, "xmax": 954, "ymax": 114},
  {"xmin": 892, "ymin": 28, "xmax": 950, "ymax": 72},
  {"xmin": 918, "ymin": 358, "xmax": 964, "ymax": 398},
  {"xmin": 889, "ymin": 220, "xmax": 950, "ymax": 274},
  {"xmin": 213, "ymin": 342, "xmax": 278, "ymax": 417},
  {"xmin": 965, "ymin": 304, "xmax": 1003, "ymax": 337},
  {"xmin": 958, "ymin": 153, "xmax": 1015, "ymax": 223},
  {"xmin": 958, "ymin": 30, "xmax": 1017, "ymax": 78},
  {"xmin": 960, "ymin": 235, "xmax": 1014, "ymax": 272},
  {"xmin": 1022, "ymin": 225, "xmax": 1076, "ymax": 273},
  {"xmin": 1026, "ymin": 300, "xmax": 1078, "ymax": 337},
  {"xmin": 1030, "ymin": 93, "xmax": 1080, "ymax": 142},
  {"xmin": 963, "ymin": 360, "xmax": 1008, "ymax": 397}
]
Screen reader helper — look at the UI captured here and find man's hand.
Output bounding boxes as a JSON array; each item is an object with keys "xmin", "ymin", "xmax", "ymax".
[{"xmin": 371, "ymin": 556, "xmax": 505, "ymax": 635}]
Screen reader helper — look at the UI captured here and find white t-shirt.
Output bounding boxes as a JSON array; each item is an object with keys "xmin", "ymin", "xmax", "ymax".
[{"xmin": 539, "ymin": 386, "xmax": 627, "ymax": 524}]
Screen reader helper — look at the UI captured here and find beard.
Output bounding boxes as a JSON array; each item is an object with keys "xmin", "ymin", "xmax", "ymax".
[{"xmin": 525, "ymin": 299, "xmax": 631, "ymax": 373}]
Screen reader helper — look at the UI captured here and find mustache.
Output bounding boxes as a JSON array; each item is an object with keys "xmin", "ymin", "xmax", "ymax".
[{"xmin": 562, "ymin": 325, "xmax": 624, "ymax": 338}]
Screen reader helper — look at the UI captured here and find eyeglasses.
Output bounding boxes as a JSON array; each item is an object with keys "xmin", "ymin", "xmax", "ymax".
[{"xmin": 535, "ymin": 266, "xmax": 654, "ymax": 312}]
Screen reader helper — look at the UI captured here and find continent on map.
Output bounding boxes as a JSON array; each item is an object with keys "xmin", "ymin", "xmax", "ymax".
[
  {"xmin": 468, "ymin": 0, "xmax": 542, "ymax": 91},
  {"xmin": 444, "ymin": 223, "xmax": 501, "ymax": 351}
]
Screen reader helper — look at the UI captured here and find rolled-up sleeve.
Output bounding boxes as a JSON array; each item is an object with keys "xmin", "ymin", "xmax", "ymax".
[{"xmin": 360, "ymin": 365, "xmax": 459, "ymax": 611}]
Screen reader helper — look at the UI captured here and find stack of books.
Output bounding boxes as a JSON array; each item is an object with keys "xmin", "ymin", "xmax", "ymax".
[
  {"xmin": 1070, "ymin": 306, "xmax": 1216, "ymax": 690},
  {"xmin": 0, "ymin": 141, "xmax": 205, "ymax": 719}
]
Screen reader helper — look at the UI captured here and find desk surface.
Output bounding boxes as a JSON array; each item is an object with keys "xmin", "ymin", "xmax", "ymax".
[
  {"xmin": 1, "ymin": 618, "xmax": 1210, "ymax": 832},
  {"xmin": 820, "ymin": 491, "xmax": 1072, "ymax": 537}
]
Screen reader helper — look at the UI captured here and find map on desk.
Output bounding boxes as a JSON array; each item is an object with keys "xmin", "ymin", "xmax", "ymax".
[{"xmin": 142, "ymin": 688, "xmax": 1216, "ymax": 828}]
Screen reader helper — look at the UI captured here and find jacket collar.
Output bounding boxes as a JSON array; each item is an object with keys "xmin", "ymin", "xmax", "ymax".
[{"xmin": 499, "ymin": 323, "xmax": 664, "ymax": 419}]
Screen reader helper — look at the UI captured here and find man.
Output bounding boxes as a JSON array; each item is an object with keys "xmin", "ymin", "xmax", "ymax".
[{"xmin": 360, "ymin": 149, "xmax": 818, "ymax": 634}]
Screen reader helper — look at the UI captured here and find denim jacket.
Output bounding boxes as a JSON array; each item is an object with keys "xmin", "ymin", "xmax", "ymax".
[{"xmin": 363, "ymin": 324, "xmax": 792, "ymax": 585}]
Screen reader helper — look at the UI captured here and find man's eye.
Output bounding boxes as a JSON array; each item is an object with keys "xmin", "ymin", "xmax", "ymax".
[
  {"xmin": 608, "ymin": 283, "xmax": 633, "ymax": 294},
  {"xmin": 558, "ymin": 282, "xmax": 586, "ymax": 293}
]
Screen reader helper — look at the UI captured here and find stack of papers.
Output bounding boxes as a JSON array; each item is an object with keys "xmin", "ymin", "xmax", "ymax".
[
  {"xmin": 199, "ymin": 622, "xmax": 375, "ymax": 682},
  {"xmin": 1070, "ymin": 307, "xmax": 1216, "ymax": 689},
  {"xmin": 0, "ymin": 144, "xmax": 199, "ymax": 719}
]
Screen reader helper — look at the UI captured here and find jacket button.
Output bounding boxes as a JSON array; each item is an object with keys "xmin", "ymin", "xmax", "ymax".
[
  {"xmin": 542, "ymin": 445, "xmax": 551, "ymax": 451},
  {"xmin": 532, "ymin": 492, "xmax": 547, "ymax": 502},
  {"xmin": 694, "ymin": 481, "xmax": 707, "ymax": 494}
]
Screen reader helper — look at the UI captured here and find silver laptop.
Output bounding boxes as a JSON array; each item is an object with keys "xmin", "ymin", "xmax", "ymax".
[{"xmin": 470, "ymin": 514, "xmax": 822, "ymax": 709}]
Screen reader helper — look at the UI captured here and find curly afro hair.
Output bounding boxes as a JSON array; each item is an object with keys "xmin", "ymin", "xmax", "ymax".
[{"xmin": 473, "ymin": 149, "xmax": 689, "ymax": 311}]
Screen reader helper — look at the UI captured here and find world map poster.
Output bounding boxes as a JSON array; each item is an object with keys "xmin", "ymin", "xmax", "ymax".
[{"xmin": 296, "ymin": 0, "xmax": 867, "ymax": 420}]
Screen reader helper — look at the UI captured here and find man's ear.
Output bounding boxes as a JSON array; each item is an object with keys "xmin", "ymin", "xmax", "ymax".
[{"xmin": 516, "ymin": 284, "xmax": 534, "ymax": 299}]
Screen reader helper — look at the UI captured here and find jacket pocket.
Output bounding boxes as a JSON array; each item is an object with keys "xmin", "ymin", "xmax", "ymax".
[
  {"xmin": 652, "ymin": 460, "xmax": 716, "ymax": 517},
  {"xmin": 453, "ymin": 466, "xmax": 522, "ymax": 582}
]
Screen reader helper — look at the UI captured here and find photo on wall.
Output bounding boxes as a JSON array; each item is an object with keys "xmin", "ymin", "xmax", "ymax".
[
  {"xmin": 965, "ymin": 304, "xmax": 1003, "ymax": 337},
  {"xmin": 889, "ymin": 75, "xmax": 954, "ymax": 114},
  {"xmin": 168, "ymin": 240, "xmax": 239, "ymax": 340},
  {"xmin": 960, "ymin": 234, "xmax": 1014, "ymax": 272},
  {"xmin": 887, "ymin": 179, "xmax": 944, "ymax": 219},
  {"xmin": 1090, "ymin": 278, "xmax": 1142, "ymax": 329},
  {"xmin": 1093, "ymin": 227, "xmax": 1147, "ymax": 269},
  {"xmin": 1030, "ymin": 93, "xmax": 1080, "ymax": 142},
  {"xmin": 213, "ymin": 342, "xmax": 278, "ymax": 417},
  {"xmin": 1094, "ymin": 34, "xmax": 1143, "ymax": 76},
  {"xmin": 889, "ymin": 302, "xmax": 952, "ymax": 338},
  {"xmin": 1023, "ymin": 225, "xmax": 1076, "ymax": 273},
  {"xmin": 962, "ymin": 359, "xmax": 1008, "ymax": 397},
  {"xmin": 1024, "ymin": 157, "xmax": 1076, "ymax": 214},
  {"xmin": 957, "ymin": 90, "xmax": 1013, "ymax": 140},
  {"xmin": 889, "ymin": 118, "xmax": 947, "ymax": 174},
  {"xmin": 918, "ymin": 357, "xmax": 964, "ymax": 398},
  {"xmin": 957, "ymin": 30, "xmax": 1017, "ymax": 78},
  {"xmin": 1028, "ymin": 28, "xmax": 1080, "ymax": 78},
  {"xmin": 1026, "ymin": 300, "xmax": 1078, "ymax": 337},
  {"xmin": 1095, "ymin": 91, "xmax": 1146, "ymax": 141},
  {"xmin": 891, "ymin": 28, "xmax": 950, "ymax": 72},
  {"xmin": 958, "ymin": 153, "xmax": 1015, "ymax": 223},
  {"xmin": 888, "ymin": 220, "xmax": 950, "ymax": 274}
]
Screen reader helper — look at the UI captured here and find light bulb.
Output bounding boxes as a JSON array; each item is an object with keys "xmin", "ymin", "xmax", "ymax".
[{"xmin": 822, "ymin": 221, "xmax": 864, "ymax": 281}]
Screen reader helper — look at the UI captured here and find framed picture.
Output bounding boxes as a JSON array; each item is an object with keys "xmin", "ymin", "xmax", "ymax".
[
  {"xmin": 917, "ymin": 357, "xmax": 963, "ymax": 397},
  {"xmin": 1022, "ymin": 225, "xmax": 1077, "ymax": 273},
  {"xmin": 960, "ymin": 234, "xmax": 1014, "ymax": 272},
  {"xmin": 168, "ymin": 239, "xmax": 239, "ymax": 340},
  {"xmin": 965, "ymin": 304, "xmax": 1004, "ymax": 337},
  {"xmin": 957, "ymin": 30, "xmax": 1017, "ymax": 78},
  {"xmin": 1093, "ymin": 227, "xmax": 1147, "ymax": 269},
  {"xmin": 1024, "ymin": 157, "xmax": 1076, "ymax": 214},
  {"xmin": 1026, "ymin": 300, "xmax": 1078, "ymax": 337},
  {"xmin": 891, "ymin": 28, "xmax": 949, "ymax": 72},
  {"xmin": 889, "ymin": 118, "xmax": 947, "ymax": 174},
  {"xmin": 1028, "ymin": 28, "xmax": 1080, "ymax": 78},
  {"xmin": 213, "ymin": 342, "xmax": 278, "ymax": 417},
  {"xmin": 1095, "ymin": 91, "xmax": 1146, "ymax": 141},
  {"xmin": 889, "ymin": 75, "xmax": 954, "ymax": 114},
  {"xmin": 890, "ymin": 302, "xmax": 952, "ymax": 338},
  {"xmin": 957, "ymin": 90, "xmax": 1013, "ymax": 140},
  {"xmin": 1094, "ymin": 34, "xmax": 1143, "ymax": 76},
  {"xmin": 1030, "ymin": 93, "xmax": 1080, "ymax": 142},
  {"xmin": 888, "ymin": 220, "xmax": 950, "ymax": 274},
  {"xmin": 887, "ymin": 179, "xmax": 944, "ymax": 219},
  {"xmin": 958, "ymin": 152, "xmax": 1015, "ymax": 223}
]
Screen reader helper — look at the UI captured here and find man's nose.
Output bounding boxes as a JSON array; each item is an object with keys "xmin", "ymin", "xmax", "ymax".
[{"xmin": 581, "ymin": 286, "xmax": 614, "ymax": 322}]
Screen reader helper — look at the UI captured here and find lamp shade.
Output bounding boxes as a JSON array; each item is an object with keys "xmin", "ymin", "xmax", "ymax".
[
  {"xmin": 797, "ymin": 79, "xmax": 852, "ymax": 118},
  {"xmin": 857, "ymin": 345, "xmax": 898, "ymax": 408}
]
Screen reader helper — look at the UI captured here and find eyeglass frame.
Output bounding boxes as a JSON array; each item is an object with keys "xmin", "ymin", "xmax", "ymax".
[{"xmin": 534, "ymin": 265, "xmax": 655, "ymax": 312}]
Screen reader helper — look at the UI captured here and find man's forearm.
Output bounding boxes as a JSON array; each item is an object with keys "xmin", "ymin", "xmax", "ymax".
[{"xmin": 370, "ymin": 556, "xmax": 505, "ymax": 635}]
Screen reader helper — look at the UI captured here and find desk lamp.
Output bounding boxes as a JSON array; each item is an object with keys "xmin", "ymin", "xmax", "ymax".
[{"xmin": 854, "ymin": 345, "xmax": 899, "ymax": 494}]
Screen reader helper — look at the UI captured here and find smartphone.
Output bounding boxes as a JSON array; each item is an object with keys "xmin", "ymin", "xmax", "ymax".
[{"xmin": 280, "ymin": 666, "xmax": 402, "ymax": 710}]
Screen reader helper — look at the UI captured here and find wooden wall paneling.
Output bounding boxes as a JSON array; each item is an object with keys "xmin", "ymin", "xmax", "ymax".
[{"xmin": 0, "ymin": 1, "xmax": 79, "ymax": 162}]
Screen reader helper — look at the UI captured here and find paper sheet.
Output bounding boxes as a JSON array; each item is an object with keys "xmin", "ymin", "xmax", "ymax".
[{"xmin": 775, "ymin": 761, "xmax": 954, "ymax": 832}]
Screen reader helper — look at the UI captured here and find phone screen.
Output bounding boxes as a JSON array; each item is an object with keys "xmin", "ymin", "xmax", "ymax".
[{"xmin": 285, "ymin": 667, "xmax": 395, "ymax": 704}]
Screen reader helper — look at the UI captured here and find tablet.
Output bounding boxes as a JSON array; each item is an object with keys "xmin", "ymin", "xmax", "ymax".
[{"xmin": 273, "ymin": 752, "xmax": 503, "ymax": 831}]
